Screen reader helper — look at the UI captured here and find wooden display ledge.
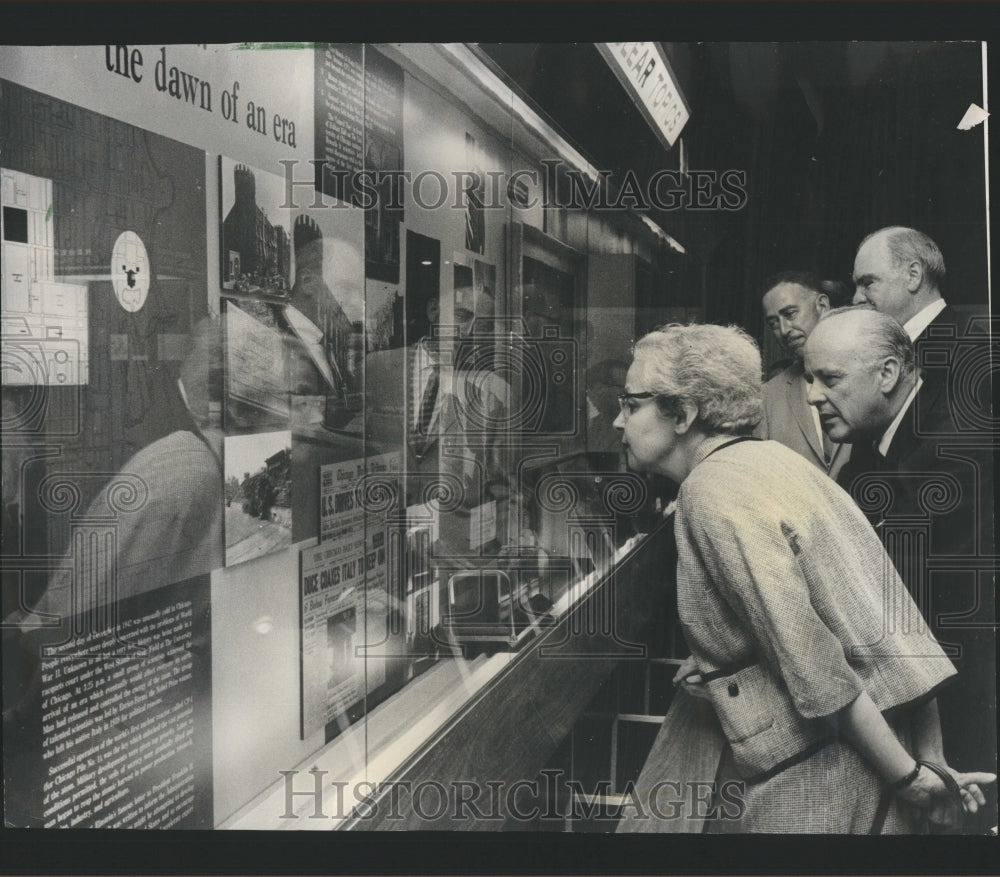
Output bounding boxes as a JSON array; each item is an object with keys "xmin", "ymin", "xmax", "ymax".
[{"xmin": 222, "ymin": 516, "xmax": 674, "ymax": 830}]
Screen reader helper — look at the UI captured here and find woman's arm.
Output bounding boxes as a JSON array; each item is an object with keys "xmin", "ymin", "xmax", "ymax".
[
  {"xmin": 838, "ymin": 691, "xmax": 993, "ymax": 816},
  {"xmin": 837, "ymin": 690, "xmax": 915, "ymax": 783},
  {"xmin": 910, "ymin": 697, "xmax": 945, "ymax": 764}
]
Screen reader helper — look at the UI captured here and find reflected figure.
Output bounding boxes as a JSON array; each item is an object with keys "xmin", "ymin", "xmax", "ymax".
[
  {"xmin": 586, "ymin": 358, "xmax": 629, "ymax": 454},
  {"xmin": 521, "ymin": 274, "xmax": 577, "ymax": 441},
  {"xmin": 3, "ymin": 319, "xmax": 223, "ymax": 830},
  {"xmin": 286, "ymin": 216, "xmax": 361, "ymax": 428},
  {"xmin": 20, "ymin": 317, "xmax": 224, "ymax": 623},
  {"xmin": 366, "ymin": 284, "xmax": 517, "ymax": 553}
]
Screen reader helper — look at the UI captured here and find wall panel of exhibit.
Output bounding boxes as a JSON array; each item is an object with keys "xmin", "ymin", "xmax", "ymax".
[{"xmin": 1, "ymin": 44, "xmax": 682, "ymax": 829}]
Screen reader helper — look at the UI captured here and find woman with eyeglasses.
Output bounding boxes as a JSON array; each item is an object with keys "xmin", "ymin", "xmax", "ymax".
[{"xmin": 614, "ymin": 323, "xmax": 994, "ymax": 833}]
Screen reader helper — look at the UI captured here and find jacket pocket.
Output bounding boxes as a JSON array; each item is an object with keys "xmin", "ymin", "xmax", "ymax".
[{"xmin": 705, "ymin": 663, "xmax": 775, "ymax": 743}]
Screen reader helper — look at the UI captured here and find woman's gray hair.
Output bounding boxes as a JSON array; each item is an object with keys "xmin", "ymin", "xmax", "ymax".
[{"xmin": 632, "ymin": 323, "xmax": 763, "ymax": 435}]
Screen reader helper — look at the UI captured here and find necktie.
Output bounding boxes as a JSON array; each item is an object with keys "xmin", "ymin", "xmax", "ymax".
[{"xmin": 418, "ymin": 367, "xmax": 439, "ymax": 437}]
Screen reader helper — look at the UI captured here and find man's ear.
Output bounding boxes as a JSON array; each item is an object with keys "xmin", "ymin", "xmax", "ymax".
[
  {"xmin": 815, "ymin": 293, "xmax": 831, "ymax": 316},
  {"xmin": 876, "ymin": 355, "xmax": 903, "ymax": 394},
  {"xmin": 905, "ymin": 259, "xmax": 924, "ymax": 292},
  {"xmin": 672, "ymin": 400, "xmax": 700, "ymax": 435}
]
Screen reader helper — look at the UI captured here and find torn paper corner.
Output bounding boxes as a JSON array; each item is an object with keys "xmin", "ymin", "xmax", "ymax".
[{"xmin": 957, "ymin": 103, "xmax": 989, "ymax": 131}]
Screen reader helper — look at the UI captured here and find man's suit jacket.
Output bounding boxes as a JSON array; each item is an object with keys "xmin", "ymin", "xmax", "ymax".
[
  {"xmin": 837, "ymin": 372, "xmax": 996, "ymax": 773},
  {"xmin": 757, "ymin": 362, "xmax": 850, "ymax": 480},
  {"xmin": 913, "ymin": 302, "xmax": 961, "ymax": 350},
  {"xmin": 911, "ymin": 304, "xmax": 994, "ymax": 438}
]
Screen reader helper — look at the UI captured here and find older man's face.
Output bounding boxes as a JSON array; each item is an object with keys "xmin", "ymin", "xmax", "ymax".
[
  {"xmin": 803, "ymin": 323, "xmax": 885, "ymax": 442},
  {"xmin": 852, "ymin": 235, "xmax": 914, "ymax": 323},
  {"xmin": 762, "ymin": 282, "xmax": 827, "ymax": 358}
]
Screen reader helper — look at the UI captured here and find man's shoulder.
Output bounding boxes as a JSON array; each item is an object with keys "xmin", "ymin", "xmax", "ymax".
[
  {"xmin": 131, "ymin": 429, "xmax": 215, "ymax": 464},
  {"xmin": 761, "ymin": 363, "xmax": 802, "ymax": 404},
  {"xmin": 682, "ymin": 440, "xmax": 788, "ymax": 503},
  {"xmin": 897, "ymin": 378, "xmax": 959, "ymax": 456},
  {"xmin": 764, "ymin": 361, "xmax": 801, "ymax": 385},
  {"xmin": 921, "ymin": 303, "xmax": 987, "ymax": 340},
  {"xmin": 763, "ymin": 360, "xmax": 800, "ymax": 385},
  {"xmin": 913, "ymin": 305, "xmax": 992, "ymax": 436}
]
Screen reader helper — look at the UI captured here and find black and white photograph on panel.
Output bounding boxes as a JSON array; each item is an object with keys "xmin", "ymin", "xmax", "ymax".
[
  {"xmin": 219, "ymin": 157, "xmax": 294, "ymax": 300},
  {"xmin": 287, "ymin": 204, "xmax": 366, "ymax": 431},
  {"xmin": 223, "ymin": 430, "xmax": 293, "ymax": 568}
]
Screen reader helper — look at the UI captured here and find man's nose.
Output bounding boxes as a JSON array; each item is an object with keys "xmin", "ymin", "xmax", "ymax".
[
  {"xmin": 852, "ymin": 288, "xmax": 867, "ymax": 305},
  {"xmin": 613, "ymin": 409, "xmax": 625, "ymax": 429},
  {"xmin": 806, "ymin": 380, "xmax": 823, "ymax": 406}
]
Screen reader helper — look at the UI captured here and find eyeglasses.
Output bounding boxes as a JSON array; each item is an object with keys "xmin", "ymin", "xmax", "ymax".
[{"xmin": 617, "ymin": 391, "xmax": 656, "ymax": 420}]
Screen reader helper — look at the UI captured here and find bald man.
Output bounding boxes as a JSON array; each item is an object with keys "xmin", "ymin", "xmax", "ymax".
[
  {"xmin": 851, "ymin": 226, "xmax": 979, "ymax": 411},
  {"xmin": 804, "ymin": 307, "xmax": 996, "ymax": 781},
  {"xmin": 756, "ymin": 270, "xmax": 849, "ymax": 478},
  {"xmin": 852, "ymin": 226, "xmax": 952, "ymax": 340}
]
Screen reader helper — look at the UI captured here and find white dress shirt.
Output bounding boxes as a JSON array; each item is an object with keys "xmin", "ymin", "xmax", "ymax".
[
  {"xmin": 877, "ymin": 376, "xmax": 924, "ymax": 457},
  {"xmin": 902, "ymin": 298, "xmax": 947, "ymax": 342}
]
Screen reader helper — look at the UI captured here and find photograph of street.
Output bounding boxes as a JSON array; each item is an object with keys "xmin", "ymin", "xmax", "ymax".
[{"xmin": 223, "ymin": 430, "xmax": 293, "ymax": 567}]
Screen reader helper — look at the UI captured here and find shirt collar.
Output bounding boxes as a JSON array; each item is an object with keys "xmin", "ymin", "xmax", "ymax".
[
  {"xmin": 415, "ymin": 336, "xmax": 443, "ymax": 369},
  {"xmin": 877, "ymin": 375, "xmax": 923, "ymax": 457},
  {"xmin": 902, "ymin": 298, "xmax": 947, "ymax": 342}
]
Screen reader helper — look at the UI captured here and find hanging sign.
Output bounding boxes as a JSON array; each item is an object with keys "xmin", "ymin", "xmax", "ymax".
[{"xmin": 596, "ymin": 43, "xmax": 690, "ymax": 149}]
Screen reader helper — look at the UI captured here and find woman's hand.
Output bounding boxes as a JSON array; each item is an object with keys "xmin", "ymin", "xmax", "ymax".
[
  {"xmin": 672, "ymin": 654, "xmax": 712, "ymax": 701},
  {"xmin": 898, "ymin": 764, "xmax": 996, "ymax": 828}
]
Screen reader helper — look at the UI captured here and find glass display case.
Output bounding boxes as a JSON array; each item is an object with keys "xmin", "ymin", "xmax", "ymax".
[{"xmin": 1, "ymin": 43, "xmax": 688, "ymax": 830}]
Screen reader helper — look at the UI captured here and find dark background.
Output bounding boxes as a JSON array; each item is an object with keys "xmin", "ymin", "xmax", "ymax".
[{"xmin": 480, "ymin": 41, "xmax": 989, "ymax": 332}]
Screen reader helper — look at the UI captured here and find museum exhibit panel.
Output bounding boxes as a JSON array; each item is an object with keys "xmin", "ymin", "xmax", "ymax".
[{"xmin": 0, "ymin": 41, "xmax": 993, "ymax": 833}]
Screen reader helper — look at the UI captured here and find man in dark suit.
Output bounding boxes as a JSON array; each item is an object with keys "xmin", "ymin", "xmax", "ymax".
[
  {"xmin": 852, "ymin": 225, "xmax": 970, "ymax": 392},
  {"xmin": 804, "ymin": 307, "xmax": 996, "ymax": 781},
  {"xmin": 756, "ymin": 271, "xmax": 850, "ymax": 479},
  {"xmin": 852, "ymin": 225, "xmax": 992, "ymax": 439}
]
